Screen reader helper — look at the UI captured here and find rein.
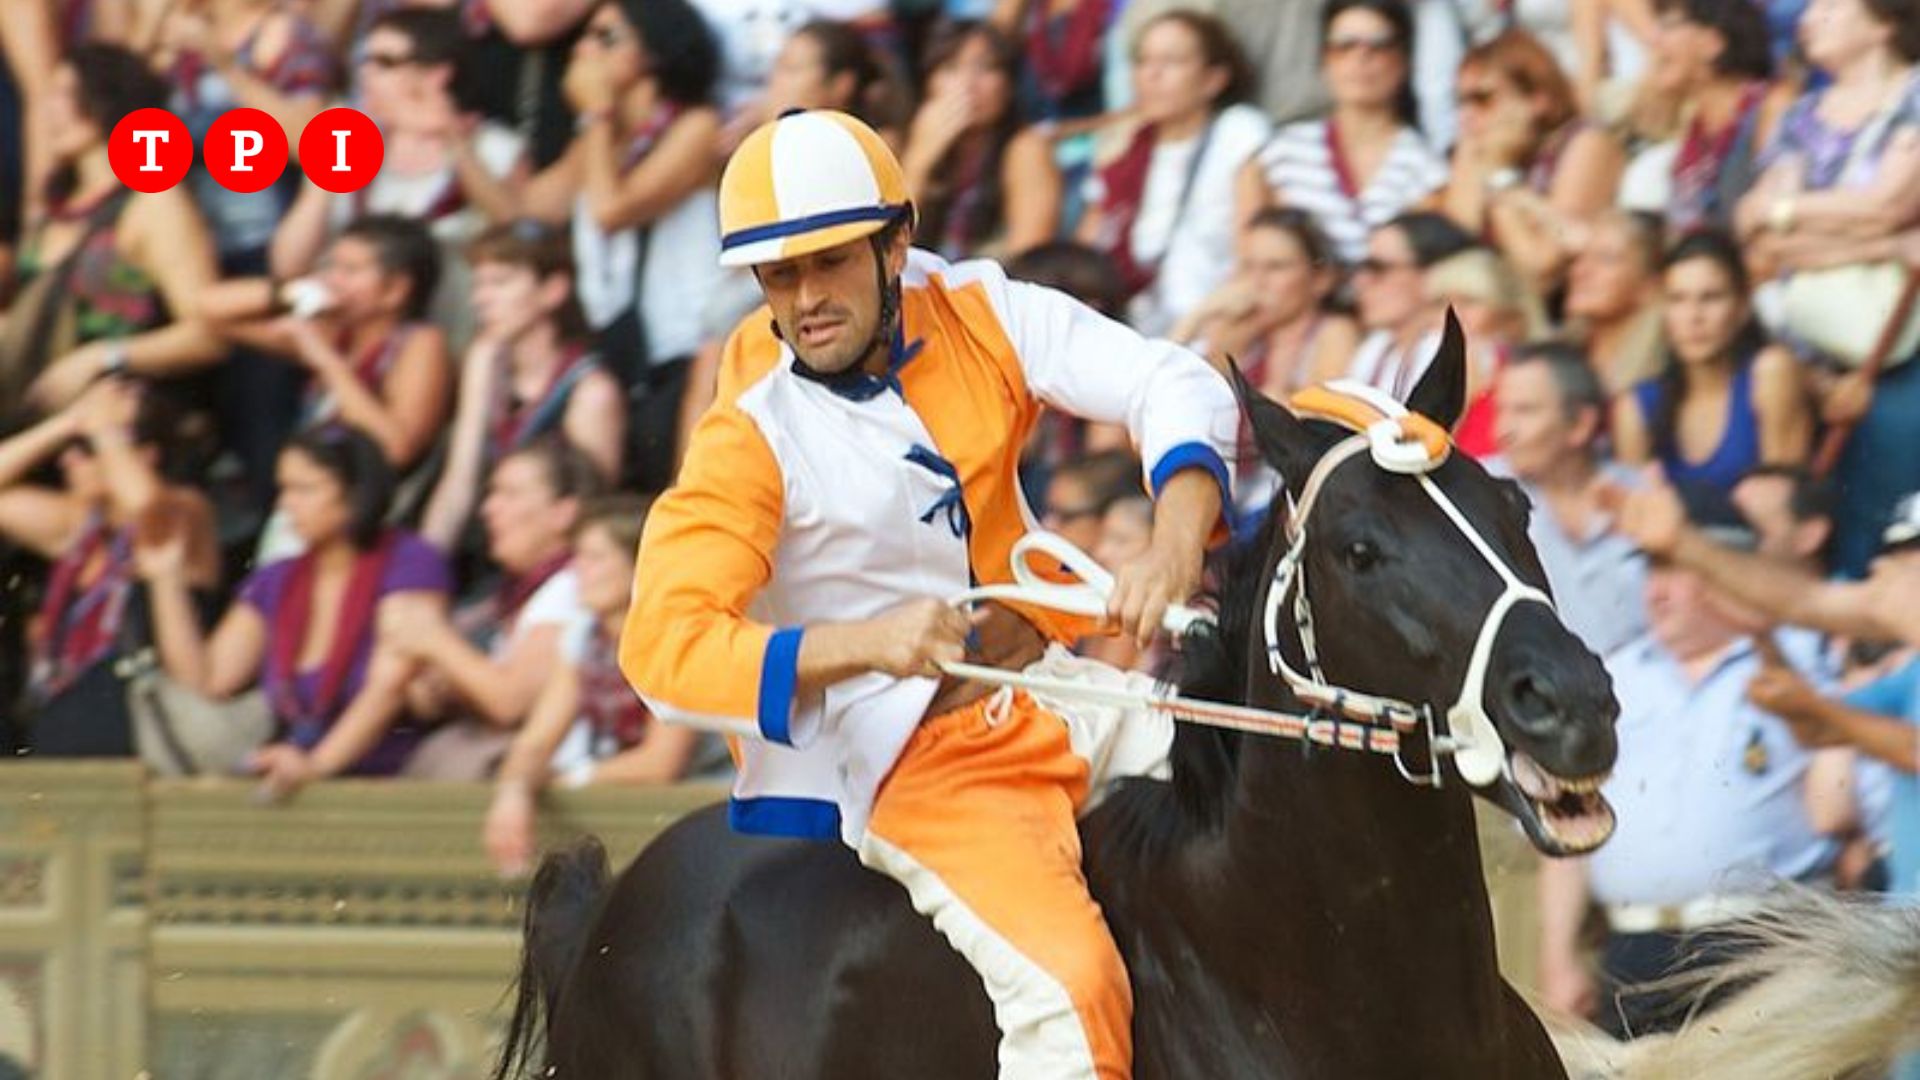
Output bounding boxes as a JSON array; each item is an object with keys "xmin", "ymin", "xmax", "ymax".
[{"xmin": 941, "ymin": 382, "xmax": 1554, "ymax": 789}]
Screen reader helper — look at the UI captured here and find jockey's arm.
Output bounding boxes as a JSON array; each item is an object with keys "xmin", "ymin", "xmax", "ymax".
[
  {"xmin": 996, "ymin": 272, "xmax": 1237, "ymax": 536},
  {"xmin": 991, "ymin": 270, "xmax": 1237, "ymax": 638}
]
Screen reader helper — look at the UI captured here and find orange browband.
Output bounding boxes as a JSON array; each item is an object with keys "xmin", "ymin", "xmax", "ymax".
[{"xmin": 1288, "ymin": 385, "xmax": 1451, "ymax": 465}]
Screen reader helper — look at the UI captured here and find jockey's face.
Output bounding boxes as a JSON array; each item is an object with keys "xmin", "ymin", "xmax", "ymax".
[{"xmin": 755, "ymin": 227, "xmax": 910, "ymax": 375}]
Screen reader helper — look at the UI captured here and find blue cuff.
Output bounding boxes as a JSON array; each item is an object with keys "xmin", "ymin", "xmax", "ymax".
[
  {"xmin": 757, "ymin": 626, "xmax": 804, "ymax": 745},
  {"xmin": 729, "ymin": 796, "xmax": 842, "ymax": 840},
  {"xmin": 1149, "ymin": 441, "xmax": 1232, "ymax": 515}
]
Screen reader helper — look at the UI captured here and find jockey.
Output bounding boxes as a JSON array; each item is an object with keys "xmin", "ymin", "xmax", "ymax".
[{"xmin": 621, "ymin": 109, "xmax": 1237, "ymax": 1080}]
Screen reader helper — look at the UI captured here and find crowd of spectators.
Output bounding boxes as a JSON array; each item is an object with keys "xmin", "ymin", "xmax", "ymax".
[{"xmin": 4, "ymin": 0, "xmax": 1920, "ymax": 1052}]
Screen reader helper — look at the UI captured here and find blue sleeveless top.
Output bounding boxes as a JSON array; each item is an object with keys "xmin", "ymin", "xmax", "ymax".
[{"xmin": 1632, "ymin": 363, "xmax": 1760, "ymax": 492}]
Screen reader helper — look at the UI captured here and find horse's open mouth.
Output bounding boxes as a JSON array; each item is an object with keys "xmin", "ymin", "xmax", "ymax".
[{"xmin": 1506, "ymin": 750, "xmax": 1614, "ymax": 855}]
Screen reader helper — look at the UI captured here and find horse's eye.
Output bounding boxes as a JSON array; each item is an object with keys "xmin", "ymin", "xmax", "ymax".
[{"xmin": 1342, "ymin": 539, "xmax": 1381, "ymax": 572}]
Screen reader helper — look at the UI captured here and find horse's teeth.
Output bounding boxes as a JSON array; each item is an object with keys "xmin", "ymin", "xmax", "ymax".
[{"xmin": 1510, "ymin": 753, "xmax": 1561, "ymax": 800}]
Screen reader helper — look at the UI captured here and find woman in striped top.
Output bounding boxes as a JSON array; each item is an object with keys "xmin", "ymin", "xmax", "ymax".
[{"xmin": 1235, "ymin": 0, "xmax": 1448, "ymax": 267}]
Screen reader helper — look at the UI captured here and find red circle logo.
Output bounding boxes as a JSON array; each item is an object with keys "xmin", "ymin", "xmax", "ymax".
[
  {"xmin": 107, "ymin": 108, "xmax": 192, "ymax": 193},
  {"xmin": 204, "ymin": 108, "xmax": 290, "ymax": 194},
  {"xmin": 298, "ymin": 108, "xmax": 383, "ymax": 194}
]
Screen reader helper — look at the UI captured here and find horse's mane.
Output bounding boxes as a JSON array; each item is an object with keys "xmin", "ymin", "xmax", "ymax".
[{"xmin": 1085, "ymin": 505, "xmax": 1285, "ymax": 864}]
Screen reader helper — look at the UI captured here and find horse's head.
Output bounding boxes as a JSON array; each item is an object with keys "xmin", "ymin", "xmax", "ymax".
[{"xmin": 1234, "ymin": 314, "xmax": 1618, "ymax": 856}]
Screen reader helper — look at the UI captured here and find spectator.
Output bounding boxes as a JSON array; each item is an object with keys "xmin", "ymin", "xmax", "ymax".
[
  {"xmin": 1492, "ymin": 344, "xmax": 1648, "ymax": 656},
  {"xmin": 1563, "ymin": 208, "xmax": 1665, "ymax": 394},
  {"xmin": 4, "ymin": 380, "xmax": 219, "ymax": 755},
  {"xmin": 1173, "ymin": 207, "xmax": 1357, "ymax": 521},
  {"xmin": 1342, "ymin": 211, "xmax": 1476, "ymax": 398},
  {"xmin": 902, "ymin": 20, "xmax": 1060, "ymax": 262},
  {"xmin": 991, "ymin": 0, "xmax": 1110, "ymax": 123},
  {"xmin": 1614, "ymin": 0, "xmax": 1788, "ymax": 234},
  {"xmin": 1440, "ymin": 30, "xmax": 1626, "ymax": 292},
  {"xmin": 134, "ymin": 424, "xmax": 453, "ymax": 795},
  {"xmin": 422, "ymin": 222, "xmax": 624, "ymax": 554},
  {"xmin": 1746, "ymin": 498, "xmax": 1920, "ymax": 902},
  {"xmin": 720, "ymin": 19, "xmax": 902, "ymax": 154},
  {"xmin": 1078, "ymin": 9, "xmax": 1270, "ymax": 336},
  {"xmin": 272, "ymin": 9, "xmax": 525, "ymax": 347},
  {"xmin": 483, "ymin": 495, "xmax": 702, "ymax": 877},
  {"xmin": 467, "ymin": 0, "xmax": 723, "ymax": 494},
  {"xmin": 1736, "ymin": 0, "xmax": 1920, "ymax": 577},
  {"xmin": 1731, "ymin": 464, "xmax": 1837, "ymax": 567},
  {"xmin": 199, "ymin": 214, "xmax": 454, "ymax": 476},
  {"xmin": 466, "ymin": 0, "xmax": 594, "ymax": 171},
  {"xmin": 1570, "ymin": 0, "xmax": 1655, "ymax": 116},
  {"xmin": 148, "ymin": 0, "xmax": 340, "ymax": 519},
  {"xmin": 1424, "ymin": 246, "xmax": 1546, "ymax": 457},
  {"xmin": 1175, "ymin": 207, "xmax": 1359, "ymax": 397},
  {"xmin": 5, "ymin": 44, "xmax": 223, "ymax": 412},
  {"xmin": 153, "ymin": 0, "xmax": 334, "ymax": 265},
  {"xmin": 1613, "ymin": 229, "xmax": 1811, "ymax": 490},
  {"xmin": 385, "ymin": 436, "xmax": 603, "ymax": 780},
  {"xmin": 1236, "ymin": 0, "xmax": 1447, "ymax": 267},
  {"xmin": 1535, "ymin": 482, "xmax": 1841, "ymax": 1036},
  {"xmin": 1041, "ymin": 448, "xmax": 1141, "ymax": 557}
]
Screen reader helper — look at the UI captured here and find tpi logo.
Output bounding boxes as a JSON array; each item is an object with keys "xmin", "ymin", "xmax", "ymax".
[{"xmin": 108, "ymin": 107, "xmax": 384, "ymax": 194}]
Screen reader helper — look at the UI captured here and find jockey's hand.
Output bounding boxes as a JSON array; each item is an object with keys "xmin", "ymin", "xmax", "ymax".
[
  {"xmin": 866, "ymin": 598, "xmax": 972, "ymax": 680},
  {"xmin": 1107, "ymin": 539, "xmax": 1204, "ymax": 650},
  {"xmin": 1106, "ymin": 471, "xmax": 1213, "ymax": 648}
]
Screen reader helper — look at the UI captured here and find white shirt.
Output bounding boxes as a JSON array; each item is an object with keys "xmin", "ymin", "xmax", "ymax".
[
  {"xmin": 1107, "ymin": 103, "xmax": 1272, "ymax": 338},
  {"xmin": 1256, "ymin": 119, "xmax": 1450, "ymax": 265},
  {"xmin": 506, "ymin": 568, "xmax": 593, "ymax": 665},
  {"xmin": 1588, "ymin": 633, "xmax": 1837, "ymax": 907},
  {"xmin": 572, "ymin": 184, "xmax": 724, "ymax": 364}
]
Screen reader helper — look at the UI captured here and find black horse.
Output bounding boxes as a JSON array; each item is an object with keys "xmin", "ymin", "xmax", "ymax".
[{"xmin": 497, "ymin": 323, "xmax": 1621, "ymax": 1079}]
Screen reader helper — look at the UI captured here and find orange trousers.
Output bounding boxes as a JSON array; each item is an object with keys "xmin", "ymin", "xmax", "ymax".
[{"xmin": 858, "ymin": 689, "xmax": 1133, "ymax": 1080}]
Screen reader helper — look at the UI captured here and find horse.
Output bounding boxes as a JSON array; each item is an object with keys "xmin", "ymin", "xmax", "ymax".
[{"xmin": 495, "ymin": 318, "xmax": 1626, "ymax": 1079}]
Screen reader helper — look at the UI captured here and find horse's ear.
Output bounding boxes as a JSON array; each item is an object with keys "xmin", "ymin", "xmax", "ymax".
[
  {"xmin": 1225, "ymin": 357, "xmax": 1318, "ymax": 497},
  {"xmin": 1405, "ymin": 308, "xmax": 1467, "ymax": 430}
]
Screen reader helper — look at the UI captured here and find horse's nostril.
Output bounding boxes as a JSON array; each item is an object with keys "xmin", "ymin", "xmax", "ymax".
[{"xmin": 1505, "ymin": 673, "xmax": 1558, "ymax": 726}]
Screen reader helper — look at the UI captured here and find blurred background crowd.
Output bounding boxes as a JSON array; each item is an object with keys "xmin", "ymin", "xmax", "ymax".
[{"xmin": 4, "ymin": 0, "xmax": 1920, "ymax": 1046}]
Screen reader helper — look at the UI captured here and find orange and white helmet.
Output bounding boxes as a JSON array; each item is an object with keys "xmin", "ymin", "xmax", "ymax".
[{"xmin": 717, "ymin": 109, "xmax": 913, "ymax": 268}]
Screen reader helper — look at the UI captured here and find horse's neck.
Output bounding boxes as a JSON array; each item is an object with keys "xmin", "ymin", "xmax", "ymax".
[{"xmin": 1214, "ymin": 739, "xmax": 1512, "ymax": 1047}]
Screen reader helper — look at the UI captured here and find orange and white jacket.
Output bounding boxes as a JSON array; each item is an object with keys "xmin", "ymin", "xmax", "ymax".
[{"xmin": 621, "ymin": 250, "xmax": 1237, "ymax": 844}]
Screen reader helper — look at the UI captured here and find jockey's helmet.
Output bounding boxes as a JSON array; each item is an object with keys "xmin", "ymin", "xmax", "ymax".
[{"xmin": 717, "ymin": 109, "xmax": 913, "ymax": 269}]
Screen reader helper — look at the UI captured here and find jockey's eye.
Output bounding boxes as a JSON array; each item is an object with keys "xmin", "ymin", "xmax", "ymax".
[{"xmin": 1341, "ymin": 539, "xmax": 1381, "ymax": 572}]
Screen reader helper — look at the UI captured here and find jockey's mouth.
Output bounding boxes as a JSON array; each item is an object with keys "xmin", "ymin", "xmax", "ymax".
[{"xmin": 1501, "ymin": 750, "xmax": 1614, "ymax": 856}]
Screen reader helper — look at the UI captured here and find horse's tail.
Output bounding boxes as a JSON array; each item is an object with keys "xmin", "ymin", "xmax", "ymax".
[
  {"xmin": 493, "ymin": 837, "xmax": 614, "ymax": 1080},
  {"xmin": 1549, "ymin": 887, "xmax": 1920, "ymax": 1080}
]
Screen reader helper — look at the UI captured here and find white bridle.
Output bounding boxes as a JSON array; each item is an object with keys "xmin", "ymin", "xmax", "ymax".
[
  {"xmin": 1262, "ymin": 381, "xmax": 1553, "ymax": 787},
  {"xmin": 938, "ymin": 382, "xmax": 1552, "ymax": 787}
]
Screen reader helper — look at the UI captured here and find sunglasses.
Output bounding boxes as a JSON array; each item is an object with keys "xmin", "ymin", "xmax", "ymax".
[
  {"xmin": 1458, "ymin": 87, "xmax": 1501, "ymax": 108},
  {"xmin": 1325, "ymin": 33, "xmax": 1400, "ymax": 56}
]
